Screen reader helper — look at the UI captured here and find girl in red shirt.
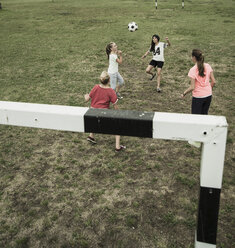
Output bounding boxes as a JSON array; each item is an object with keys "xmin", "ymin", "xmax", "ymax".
[{"xmin": 84, "ymin": 71, "xmax": 126, "ymax": 151}]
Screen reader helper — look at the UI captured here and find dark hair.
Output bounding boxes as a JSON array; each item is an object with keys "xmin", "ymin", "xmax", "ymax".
[
  {"xmin": 192, "ymin": 49, "xmax": 205, "ymax": 77},
  {"xmin": 150, "ymin": 34, "xmax": 160, "ymax": 52},
  {"xmin": 106, "ymin": 42, "xmax": 114, "ymax": 59}
]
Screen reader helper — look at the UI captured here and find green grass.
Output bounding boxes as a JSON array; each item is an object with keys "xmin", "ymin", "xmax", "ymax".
[{"xmin": 0, "ymin": 0, "xmax": 235, "ymax": 247}]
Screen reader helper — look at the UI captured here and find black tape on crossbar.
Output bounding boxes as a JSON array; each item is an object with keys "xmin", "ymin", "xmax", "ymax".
[
  {"xmin": 197, "ymin": 187, "xmax": 221, "ymax": 244},
  {"xmin": 84, "ymin": 108, "xmax": 154, "ymax": 138}
]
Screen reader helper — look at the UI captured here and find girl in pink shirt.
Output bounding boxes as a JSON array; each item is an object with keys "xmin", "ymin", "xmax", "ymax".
[{"xmin": 181, "ymin": 49, "xmax": 216, "ymax": 114}]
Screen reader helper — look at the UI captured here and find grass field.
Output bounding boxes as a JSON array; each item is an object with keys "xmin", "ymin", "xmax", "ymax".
[{"xmin": 0, "ymin": 0, "xmax": 234, "ymax": 247}]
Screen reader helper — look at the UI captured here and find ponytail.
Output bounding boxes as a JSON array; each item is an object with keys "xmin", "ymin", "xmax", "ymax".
[
  {"xmin": 106, "ymin": 42, "xmax": 114, "ymax": 59},
  {"xmin": 192, "ymin": 49, "xmax": 205, "ymax": 77},
  {"xmin": 197, "ymin": 56, "xmax": 205, "ymax": 77}
]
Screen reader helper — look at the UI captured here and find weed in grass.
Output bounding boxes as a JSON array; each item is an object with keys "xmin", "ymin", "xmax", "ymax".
[
  {"xmin": 226, "ymin": 136, "xmax": 233, "ymax": 144},
  {"xmin": 163, "ymin": 211, "xmax": 177, "ymax": 226},
  {"xmin": 48, "ymin": 236, "xmax": 58, "ymax": 245},
  {"xmin": 113, "ymin": 184, "xmax": 121, "ymax": 189},
  {"xmin": 152, "ymin": 177, "xmax": 158, "ymax": 183},
  {"xmin": 71, "ymin": 233, "xmax": 89, "ymax": 248},
  {"xmin": 15, "ymin": 237, "xmax": 30, "ymax": 248},
  {"xmin": 91, "ymin": 167, "xmax": 102, "ymax": 177},
  {"xmin": 126, "ymin": 214, "xmax": 139, "ymax": 229},
  {"xmin": 225, "ymin": 232, "xmax": 234, "ymax": 242},
  {"xmin": 50, "ymin": 214, "xmax": 58, "ymax": 222},
  {"xmin": 183, "ymin": 217, "xmax": 196, "ymax": 229},
  {"xmin": 175, "ymin": 173, "xmax": 196, "ymax": 189},
  {"xmin": 41, "ymin": 200, "xmax": 49, "ymax": 208},
  {"xmin": 132, "ymin": 201, "xmax": 139, "ymax": 208},
  {"xmin": 56, "ymin": 165, "xmax": 66, "ymax": 173},
  {"xmin": 224, "ymin": 204, "xmax": 233, "ymax": 214},
  {"xmin": 110, "ymin": 212, "xmax": 119, "ymax": 224},
  {"xmin": 92, "ymin": 189, "xmax": 105, "ymax": 198},
  {"xmin": 28, "ymin": 209, "xmax": 37, "ymax": 217},
  {"xmin": 0, "ymin": 158, "xmax": 6, "ymax": 167},
  {"xmin": 154, "ymin": 163, "xmax": 160, "ymax": 169},
  {"xmin": 157, "ymin": 156, "xmax": 164, "ymax": 162},
  {"xmin": 114, "ymin": 173, "xmax": 125, "ymax": 180},
  {"xmin": 63, "ymin": 173, "xmax": 70, "ymax": 180},
  {"xmin": 135, "ymin": 159, "xmax": 143, "ymax": 167}
]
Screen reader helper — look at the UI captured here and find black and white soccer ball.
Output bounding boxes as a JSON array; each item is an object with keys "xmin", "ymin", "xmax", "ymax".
[{"xmin": 128, "ymin": 22, "xmax": 138, "ymax": 32}]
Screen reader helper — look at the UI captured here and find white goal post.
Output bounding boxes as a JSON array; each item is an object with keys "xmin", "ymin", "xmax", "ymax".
[
  {"xmin": 155, "ymin": 0, "xmax": 185, "ymax": 9},
  {"xmin": 0, "ymin": 101, "xmax": 228, "ymax": 248}
]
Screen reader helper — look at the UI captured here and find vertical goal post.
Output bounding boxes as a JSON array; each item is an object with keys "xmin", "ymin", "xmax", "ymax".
[{"xmin": 0, "ymin": 101, "xmax": 228, "ymax": 248}]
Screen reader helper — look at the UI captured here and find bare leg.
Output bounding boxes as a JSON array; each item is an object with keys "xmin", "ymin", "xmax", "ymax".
[
  {"xmin": 115, "ymin": 135, "xmax": 126, "ymax": 151},
  {"xmin": 157, "ymin": 68, "xmax": 162, "ymax": 89},
  {"xmin": 146, "ymin": 65, "xmax": 155, "ymax": 76},
  {"xmin": 116, "ymin": 85, "xmax": 121, "ymax": 93},
  {"xmin": 115, "ymin": 135, "xmax": 120, "ymax": 149},
  {"xmin": 87, "ymin": 133, "xmax": 96, "ymax": 144}
]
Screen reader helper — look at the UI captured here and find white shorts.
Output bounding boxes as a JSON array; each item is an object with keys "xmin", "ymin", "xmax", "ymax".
[{"xmin": 108, "ymin": 72, "xmax": 124, "ymax": 90}]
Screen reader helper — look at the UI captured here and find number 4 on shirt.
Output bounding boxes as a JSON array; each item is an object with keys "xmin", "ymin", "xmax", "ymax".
[{"xmin": 154, "ymin": 47, "xmax": 160, "ymax": 56}]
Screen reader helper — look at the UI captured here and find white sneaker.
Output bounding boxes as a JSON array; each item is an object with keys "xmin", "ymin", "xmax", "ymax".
[
  {"xmin": 188, "ymin": 140, "xmax": 201, "ymax": 148},
  {"xmin": 116, "ymin": 92, "xmax": 123, "ymax": 99}
]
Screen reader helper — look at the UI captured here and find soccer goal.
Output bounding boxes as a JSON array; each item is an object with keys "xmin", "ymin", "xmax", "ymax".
[
  {"xmin": 155, "ymin": 0, "xmax": 185, "ymax": 9},
  {"xmin": 0, "ymin": 101, "xmax": 228, "ymax": 248}
]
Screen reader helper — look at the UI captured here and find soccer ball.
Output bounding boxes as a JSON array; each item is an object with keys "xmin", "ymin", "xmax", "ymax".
[{"xmin": 128, "ymin": 22, "xmax": 138, "ymax": 32}]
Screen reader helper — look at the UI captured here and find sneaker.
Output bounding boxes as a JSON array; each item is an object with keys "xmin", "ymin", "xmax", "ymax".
[
  {"xmin": 87, "ymin": 136, "xmax": 97, "ymax": 144},
  {"xmin": 157, "ymin": 87, "xmax": 161, "ymax": 93},
  {"xmin": 150, "ymin": 73, "xmax": 156, "ymax": 81},
  {"xmin": 115, "ymin": 145, "xmax": 126, "ymax": 152},
  {"xmin": 188, "ymin": 140, "xmax": 201, "ymax": 148},
  {"xmin": 116, "ymin": 92, "xmax": 123, "ymax": 99}
]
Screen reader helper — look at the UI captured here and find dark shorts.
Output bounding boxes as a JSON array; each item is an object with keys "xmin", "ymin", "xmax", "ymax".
[
  {"xmin": 149, "ymin": 60, "xmax": 164, "ymax": 68},
  {"xmin": 191, "ymin": 95, "xmax": 212, "ymax": 115}
]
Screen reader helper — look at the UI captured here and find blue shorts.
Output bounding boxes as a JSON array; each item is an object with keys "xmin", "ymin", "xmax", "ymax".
[
  {"xmin": 108, "ymin": 72, "xmax": 124, "ymax": 90},
  {"xmin": 149, "ymin": 60, "xmax": 164, "ymax": 68}
]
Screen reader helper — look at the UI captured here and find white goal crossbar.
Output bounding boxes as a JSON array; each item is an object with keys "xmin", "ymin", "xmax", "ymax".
[
  {"xmin": 155, "ymin": 0, "xmax": 185, "ymax": 9},
  {"xmin": 0, "ymin": 101, "xmax": 228, "ymax": 248}
]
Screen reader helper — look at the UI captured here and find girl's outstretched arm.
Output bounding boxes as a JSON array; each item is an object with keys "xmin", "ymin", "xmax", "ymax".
[
  {"xmin": 142, "ymin": 50, "xmax": 150, "ymax": 59},
  {"xmin": 166, "ymin": 37, "xmax": 171, "ymax": 46},
  {"xmin": 181, "ymin": 78, "xmax": 195, "ymax": 98}
]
